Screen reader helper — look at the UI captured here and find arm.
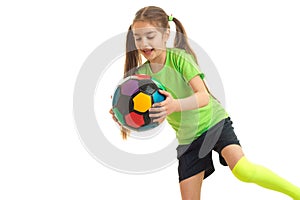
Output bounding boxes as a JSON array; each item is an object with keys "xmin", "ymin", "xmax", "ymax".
[
  {"xmin": 177, "ymin": 75, "xmax": 210, "ymax": 111},
  {"xmin": 149, "ymin": 75, "xmax": 210, "ymax": 123}
]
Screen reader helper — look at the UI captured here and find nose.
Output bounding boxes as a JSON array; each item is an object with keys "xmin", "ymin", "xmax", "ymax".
[{"xmin": 140, "ymin": 37, "xmax": 149, "ymax": 49}]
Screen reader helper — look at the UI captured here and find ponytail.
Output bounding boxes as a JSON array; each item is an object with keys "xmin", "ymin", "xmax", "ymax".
[
  {"xmin": 171, "ymin": 17, "xmax": 219, "ymax": 101},
  {"xmin": 124, "ymin": 25, "xmax": 141, "ymax": 78},
  {"xmin": 172, "ymin": 17, "xmax": 198, "ymax": 64}
]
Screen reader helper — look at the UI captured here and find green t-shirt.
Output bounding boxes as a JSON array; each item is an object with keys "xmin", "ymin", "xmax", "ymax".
[{"xmin": 136, "ymin": 48, "xmax": 228, "ymax": 144}]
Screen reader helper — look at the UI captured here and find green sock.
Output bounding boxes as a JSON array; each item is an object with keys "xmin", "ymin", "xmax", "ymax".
[{"xmin": 232, "ymin": 156, "xmax": 300, "ymax": 199}]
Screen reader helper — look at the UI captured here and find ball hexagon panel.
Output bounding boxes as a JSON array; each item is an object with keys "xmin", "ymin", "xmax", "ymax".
[
  {"xmin": 112, "ymin": 86, "xmax": 121, "ymax": 107},
  {"xmin": 139, "ymin": 79, "xmax": 157, "ymax": 95},
  {"xmin": 121, "ymin": 79, "xmax": 139, "ymax": 96},
  {"xmin": 112, "ymin": 108, "xmax": 125, "ymax": 125},
  {"xmin": 115, "ymin": 94, "xmax": 132, "ymax": 115},
  {"xmin": 125, "ymin": 112, "xmax": 145, "ymax": 128},
  {"xmin": 152, "ymin": 90, "xmax": 166, "ymax": 103},
  {"xmin": 133, "ymin": 92, "xmax": 152, "ymax": 113}
]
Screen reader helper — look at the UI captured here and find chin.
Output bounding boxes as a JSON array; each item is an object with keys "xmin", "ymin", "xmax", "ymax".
[{"xmin": 143, "ymin": 54, "xmax": 155, "ymax": 62}]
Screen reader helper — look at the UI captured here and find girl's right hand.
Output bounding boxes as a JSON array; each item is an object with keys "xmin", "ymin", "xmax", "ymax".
[{"xmin": 109, "ymin": 108, "xmax": 122, "ymax": 127}]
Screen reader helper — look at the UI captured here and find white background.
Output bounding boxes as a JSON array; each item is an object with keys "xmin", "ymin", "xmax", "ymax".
[{"xmin": 1, "ymin": 0, "xmax": 300, "ymax": 199}]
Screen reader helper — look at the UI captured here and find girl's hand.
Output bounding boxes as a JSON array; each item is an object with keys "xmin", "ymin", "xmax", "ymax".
[
  {"xmin": 109, "ymin": 108, "xmax": 122, "ymax": 127},
  {"xmin": 110, "ymin": 94, "xmax": 122, "ymax": 127},
  {"xmin": 149, "ymin": 90, "xmax": 179, "ymax": 123}
]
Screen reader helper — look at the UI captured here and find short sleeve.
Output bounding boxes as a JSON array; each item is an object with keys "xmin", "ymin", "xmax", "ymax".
[{"xmin": 174, "ymin": 50, "xmax": 204, "ymax": 82}]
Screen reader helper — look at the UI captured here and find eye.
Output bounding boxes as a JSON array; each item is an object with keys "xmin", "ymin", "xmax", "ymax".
[
  {"xmin": 135, "ymin": 38, "xmax": 142, "ymax": 41},
  {"xmin": 147, "ymin": 36, "xmax": 155, "ymax": 40}
]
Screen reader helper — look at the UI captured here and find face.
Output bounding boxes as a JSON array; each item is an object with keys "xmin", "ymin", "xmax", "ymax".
[{"xmin": 132, "ymin": 21, "xmax": 169, "ymax": 64}]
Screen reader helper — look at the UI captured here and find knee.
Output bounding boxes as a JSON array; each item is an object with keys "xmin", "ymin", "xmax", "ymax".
[{"xmin": 232, "ymin": 157, "xmax": 256, "ymax": 183}]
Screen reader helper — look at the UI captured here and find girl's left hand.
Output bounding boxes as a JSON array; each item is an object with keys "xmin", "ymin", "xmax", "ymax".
[{"xmin": 149, "ymin": 90, "xmax": 179, "ymax": 123}]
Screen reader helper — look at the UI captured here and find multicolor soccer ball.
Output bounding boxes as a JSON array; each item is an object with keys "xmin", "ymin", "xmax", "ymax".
[{"xmin": 112, "ymin": 74, "xmax": 166, "ymax": 131}]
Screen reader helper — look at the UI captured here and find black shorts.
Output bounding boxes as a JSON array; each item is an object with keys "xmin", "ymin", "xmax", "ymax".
[{"xmin": 176, "ymin": 117, "xmax": 241, "ymax": 182}]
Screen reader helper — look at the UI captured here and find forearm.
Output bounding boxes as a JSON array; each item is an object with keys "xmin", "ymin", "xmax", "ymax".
[
  {"xmin": 175, "ymin": 91, "xmax": 210, "ymax": 112},
  {"xmin": 149, "ymin": 90, "xmax": 210, "ymax": 123}
]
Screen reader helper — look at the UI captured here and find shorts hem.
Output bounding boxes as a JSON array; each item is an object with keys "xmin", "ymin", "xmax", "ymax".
[{"xmin": 179, "ymin": 167, "xmax": 215, "ymax": 183}]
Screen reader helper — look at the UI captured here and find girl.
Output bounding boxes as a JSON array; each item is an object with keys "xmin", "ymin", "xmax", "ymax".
[{"xmin": 111, "ymin": 6, "xmax": 300, "ymax": 200}]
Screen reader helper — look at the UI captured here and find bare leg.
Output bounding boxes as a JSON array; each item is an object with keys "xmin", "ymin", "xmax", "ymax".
[
  {"xmin": 221, "ymin": 144, "xmax": 244, "ymax": 170},
  {"xmin": 179, "ymin": 171, "xmax": 205, "ymax": 200}
]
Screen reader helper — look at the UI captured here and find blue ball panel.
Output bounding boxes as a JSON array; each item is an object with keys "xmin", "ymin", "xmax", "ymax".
[{"xmin": 152, "ymin": 91, "xmax": 166, "ymax": 103}]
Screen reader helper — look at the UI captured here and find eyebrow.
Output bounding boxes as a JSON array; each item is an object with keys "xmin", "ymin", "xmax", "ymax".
[{"xmin": 133, "ymin": 31, "xmax": 156, "ymax": 37}]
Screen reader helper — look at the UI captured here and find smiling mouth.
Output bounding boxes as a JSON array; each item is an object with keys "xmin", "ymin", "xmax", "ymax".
[{"xmin": 142, "ymin": 48, "xmax": 154, "ymax": 55}]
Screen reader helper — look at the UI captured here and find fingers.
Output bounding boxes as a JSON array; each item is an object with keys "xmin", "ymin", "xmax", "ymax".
[
  {"xmin": 149, "ymin": 106, "xmax": 165, "ymax": 113},
  {"xmin": 110, "ymin": 96, "xmax": 125, "ymax": 129},
  {"xmin": 149, "ymin": 110, "xmax": 166, "ymax": 118},
  {"xmin": 112, "ymin": 115, "xmax": 122, "ymax": 127},
  {"xmin": 158, "ymin": 89, "xmax": 169, "ymax": 96},
  {"xmin": 152, "ymin": 99, "xmax": 168, "ymax": 108},
  {"xmin": 109, "ymin": 108, "xmax": 122, "ymax": 127},
  {"xmin": 149, "ymin": 106, "xmax": 167, "ymax": 123},
  {"xmin": 150, "ymin": 112, "xmax": 166, "ymax": 122},
  {"xmin": 152, "ymin": 115, "xmax": 166, "ymax": 123}
]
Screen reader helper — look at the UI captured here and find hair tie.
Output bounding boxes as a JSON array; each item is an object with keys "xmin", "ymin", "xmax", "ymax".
[{"xmin": 168, "ymin": 15, "xmax": 173, "ymax": 21}]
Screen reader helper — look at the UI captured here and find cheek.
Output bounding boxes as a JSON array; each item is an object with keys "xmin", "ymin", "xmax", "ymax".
[
  {"xmin": 134, "ymin": 41, "xmax": 141, "ymax": 49},
  {"xmin": 153, "ymin": 39, "xmax": 166, "ymax": 49},
  {"xmin": 135, "ymin": 43, "xmax": 140, "ymax": 50}
]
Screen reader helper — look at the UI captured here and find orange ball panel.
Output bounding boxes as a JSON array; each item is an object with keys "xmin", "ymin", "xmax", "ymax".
[{"xmin": 133, "ymin": 92, "xmax": 152, "ymax": 112}]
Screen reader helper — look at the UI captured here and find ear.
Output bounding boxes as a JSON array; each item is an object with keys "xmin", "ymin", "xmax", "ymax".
[{"xmin": 163, "ymin": 28, "xmax": 170, "ymax": 43}]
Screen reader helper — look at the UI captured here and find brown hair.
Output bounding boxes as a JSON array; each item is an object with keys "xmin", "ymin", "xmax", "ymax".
[
  {"xmin": 124, "ymin": 6, "xmax": 198, "ymax": 77},
  {"xmin": 121, "ymin": 6, "xmax": 210, "ymax": 139}
]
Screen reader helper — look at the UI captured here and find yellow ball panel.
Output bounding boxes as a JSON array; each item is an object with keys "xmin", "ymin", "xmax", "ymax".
[{"xmin": 133, "ymin": 92, "xmax": 152, "ymax": 112}]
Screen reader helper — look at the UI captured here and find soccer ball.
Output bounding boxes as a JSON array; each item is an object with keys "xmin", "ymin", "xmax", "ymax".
[{"xmin": 112, "ymin": 74, "xmax": 166, "ymax": 131}]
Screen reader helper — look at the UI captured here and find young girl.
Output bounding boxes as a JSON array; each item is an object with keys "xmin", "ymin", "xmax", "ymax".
[{"xmin": 111, "ymin": 6, "xmax": 300, "ymax": 200}]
